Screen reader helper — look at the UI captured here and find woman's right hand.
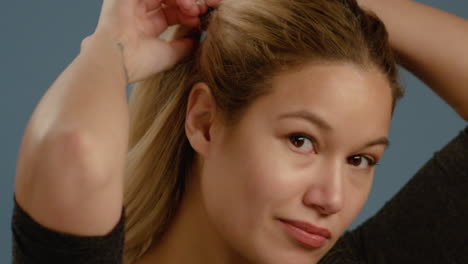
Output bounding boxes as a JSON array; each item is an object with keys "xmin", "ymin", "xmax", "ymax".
[{"xmin": 83, "ymin": 0, "xmax": 221, "ymax": 84}]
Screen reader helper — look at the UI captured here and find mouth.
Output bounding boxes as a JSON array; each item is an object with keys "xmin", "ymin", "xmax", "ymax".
[{"xmin": 278, "ymin": 219, "xmax": 331, "ymax": 249}]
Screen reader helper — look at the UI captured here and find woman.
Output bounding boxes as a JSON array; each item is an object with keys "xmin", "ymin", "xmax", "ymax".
[{"xmin": 12, "ymin": 0, "xmax": 467, "ymax": 263}]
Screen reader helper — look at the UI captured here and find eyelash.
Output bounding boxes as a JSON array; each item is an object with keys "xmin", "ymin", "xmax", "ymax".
[
  {"xmin": 287, "ymin": 133, "xmax": 379, "ymax": 168},
  {"xmin": 288, "ymin": 133, "xmax": 316, "ymax": 154},
  {"xmin": 348, "ymin": 155, "xmax": 379, "ymax": 168}
]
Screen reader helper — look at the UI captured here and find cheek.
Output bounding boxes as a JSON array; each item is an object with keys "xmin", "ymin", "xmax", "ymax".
[
  {"xmin": 243, "ymin": 150, "xmax": 293, "ymax": 212},
  {"xmin": 340, "ymin": 178, "xmax": 373, "ymax": 229},
  {"xmin": 201, "ymin": 136, "xmax": 288, "ymax": 225},
  {"xmin": 199, "ymin": 132, "xmax": 297, "ymax": 255}
]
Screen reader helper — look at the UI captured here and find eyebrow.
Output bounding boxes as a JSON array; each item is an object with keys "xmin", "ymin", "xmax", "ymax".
[
  {"xmin": 277, "ymin": 110, "xmax": 390, "ymax": 149},
  {"xmin": 363, "ymin": 137, "xmax": 390, "ymax": 149},
  {"xmin": 278, "ymin": 110, "xmax": 333, "ymax": 131}
]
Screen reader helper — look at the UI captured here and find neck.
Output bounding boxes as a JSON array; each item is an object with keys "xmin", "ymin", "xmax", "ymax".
[{"xmin": 137, "ymin": 164, "xmax": 246, "ymax": 264}]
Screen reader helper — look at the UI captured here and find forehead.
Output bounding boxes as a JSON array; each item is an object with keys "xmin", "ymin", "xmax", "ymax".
[{"xmin": 248, "ymin": 62, "xmax": 393, "ymax": 136}]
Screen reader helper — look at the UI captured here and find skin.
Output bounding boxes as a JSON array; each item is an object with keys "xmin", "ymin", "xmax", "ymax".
[
  {"xmin": 14, "ymin": 0, "xmax": 465, "ymax": 261},
  {"xmin": 139, "ymin": 62, "xmax": 393, "ymax": 264},
  {"xmin": 14, "ymin": 0, "xmax": 222, "ymax": 237}
]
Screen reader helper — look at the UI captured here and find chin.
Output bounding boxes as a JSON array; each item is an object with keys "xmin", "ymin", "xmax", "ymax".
[
  {"xmin": 244, "ymin": 239, "xmax": 328, "ymax": 264},
  {"xmin": 251, "ymin": 252, "xmax": 325, "ymax": 264}
]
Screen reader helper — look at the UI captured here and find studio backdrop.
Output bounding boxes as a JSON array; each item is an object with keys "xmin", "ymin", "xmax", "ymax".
[{"xmin": 0, "ymin": 1, "xmax": 466, "ymax": 263}]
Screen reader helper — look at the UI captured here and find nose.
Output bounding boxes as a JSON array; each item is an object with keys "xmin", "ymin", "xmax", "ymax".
[{"xmin": 302, "ymin": 159, "xmax": 344, "ymax": 215}]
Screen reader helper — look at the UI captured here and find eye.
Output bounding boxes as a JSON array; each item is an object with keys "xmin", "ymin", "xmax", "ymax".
[
  {"xmin": 288, "ymin": 133, "xmax": 315, "ymax": 154},
  {"xmin": 347, "ymin": 155, "xmax": 377, "ymax": 169}
]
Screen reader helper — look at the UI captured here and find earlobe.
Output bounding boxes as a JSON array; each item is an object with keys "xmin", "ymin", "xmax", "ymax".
[{"xmin": 185, "ymin": 82, "xmax": 217, "ymax": 157}]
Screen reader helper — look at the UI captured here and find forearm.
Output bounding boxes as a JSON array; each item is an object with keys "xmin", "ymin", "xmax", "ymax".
[
  {"xmin": 360, "ymin": 0, "xmax": 468, "ymax": 120},
  {"xmin": 22, "ymin": 35, "xmax": 129, "ymax": 169},
  {"xmin": 15, "ymin": 35, "xmax": 129, "ymax": 235}
]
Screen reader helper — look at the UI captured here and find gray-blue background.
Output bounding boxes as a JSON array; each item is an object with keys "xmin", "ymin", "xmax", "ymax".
[{"xmin": 1, "ymin": 0, "xmax": 466, "ymax": 262}]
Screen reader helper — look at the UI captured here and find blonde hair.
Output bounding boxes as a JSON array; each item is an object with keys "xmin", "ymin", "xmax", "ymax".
[{"xmin": 123, "ymin": 0, "xmax": 403, "ymax": 262}]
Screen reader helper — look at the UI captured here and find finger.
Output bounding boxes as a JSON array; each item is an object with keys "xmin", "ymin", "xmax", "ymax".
[
  {"xmin": 162, "ymin": 7, "xmax": 199, "ymax": 27},
  {"xmin": 163, "ymin": 7, "xmax": 181, "ymax": 25},
  {"xmin": 198, "ymin": 3, "xmax": 208, "ymax": 14},
  {"xmin": 170, "ymin": 24, "xmax": 196, "ymax": 38},
  {"xmin": 145, "ymin": 0, "xmax": 164, "ymax": 11},
  {"xmin": 176, "ymin": 0, "xmax": 200, "ymax": 16},
  {"xmin": 162, "ymin": 2, "xmax": 198, "ymax": 25},
  {"xmin": 177, "ymin": 11, "xmax": 200, "ymax": 27},
  {"xmin": 205, "ymin": 0, "xmax": 221, "ymax": 7},
  {"xmin": 193, "ymin": 0, "xmax": 209, "ymax": 14},
  {"xmin": 163, "ymin": 0, "xmax": 208, "ymax": 27}
]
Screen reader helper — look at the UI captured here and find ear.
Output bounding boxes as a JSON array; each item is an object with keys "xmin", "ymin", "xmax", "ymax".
[{"xmin": 185, "ymin": 82, "xmax": 218, "ymax": 157}]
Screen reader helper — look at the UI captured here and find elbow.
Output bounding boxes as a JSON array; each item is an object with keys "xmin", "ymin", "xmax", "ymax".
[{"xmin": 41, "ymin": 130, "xmax": 115, "ymax": 188}]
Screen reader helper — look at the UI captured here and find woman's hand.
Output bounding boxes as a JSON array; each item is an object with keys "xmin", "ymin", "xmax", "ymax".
[
  {"xmin": 356, "ymin": 0, "xmax": 468, "ymax": 120},
  {"xmin": 83, "ymin": 0, "xmax": 221, "ymax": 83}
]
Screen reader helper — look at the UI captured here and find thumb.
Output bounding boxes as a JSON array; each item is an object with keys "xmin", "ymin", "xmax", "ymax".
[
  {"xmin": 167, "ymin": 37, "xmax": 198, "ymax": 65},
  {"xmin": 143, "ymin": 37, "xmax": 197, "ymax": 73}
]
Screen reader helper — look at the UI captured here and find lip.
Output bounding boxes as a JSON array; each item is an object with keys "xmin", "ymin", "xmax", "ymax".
[{"xmin": 279, "ymin": 219, "xmax": 331, "ymax": 249}]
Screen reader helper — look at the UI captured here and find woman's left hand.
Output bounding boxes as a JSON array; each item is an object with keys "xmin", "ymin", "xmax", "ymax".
[
  {"xmin": 356, "ymin": 0, "xmax": 468, "ymax": 120},
  {"xmin": 85, "ymin": 0, "xmax": 222, "ymax": 83}
]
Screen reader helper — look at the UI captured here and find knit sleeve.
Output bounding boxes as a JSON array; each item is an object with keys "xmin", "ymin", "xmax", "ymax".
[
  {"xmin": 320, "ymin": 125, "xmax": 468, "ymax": 264},
  {"xmin": 11, "ymin": 195, "xmax": 125, "ymax": 264}
]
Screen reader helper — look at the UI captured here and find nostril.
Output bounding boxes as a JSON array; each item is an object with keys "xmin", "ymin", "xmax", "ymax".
[{"xmin": 314, "ymin": 204, "xmax": 329, "ymax": 216}]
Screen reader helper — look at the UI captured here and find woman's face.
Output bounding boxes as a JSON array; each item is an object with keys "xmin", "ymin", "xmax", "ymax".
[{"xmin": 198, "ymin": 62, "xmax": 393, "ymax": 264}]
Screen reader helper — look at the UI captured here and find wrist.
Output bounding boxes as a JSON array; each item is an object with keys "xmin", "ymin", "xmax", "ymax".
[
  {"xmin": 357, "ymin": 0, "xmax": 383, "ymax": 12},
  {"xmin": 79, "ymin": 33, "xmax": 129, "ymax": 85},
  {"xmin": 357, "ymin": 0, "xmax": 411, "ymax": 13}
]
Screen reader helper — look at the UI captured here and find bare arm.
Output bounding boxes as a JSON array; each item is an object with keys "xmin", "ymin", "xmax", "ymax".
[
  {"xmin": 14, "ymin": 0, "xmax": 220, "ymax": 236},
  {"xmin": 359, "ymin": 0, "xmax": 468, "ymax": 120},
  {"xmin": 14, "ymin": 35, "xmax": 129, "ymax": 236}
]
